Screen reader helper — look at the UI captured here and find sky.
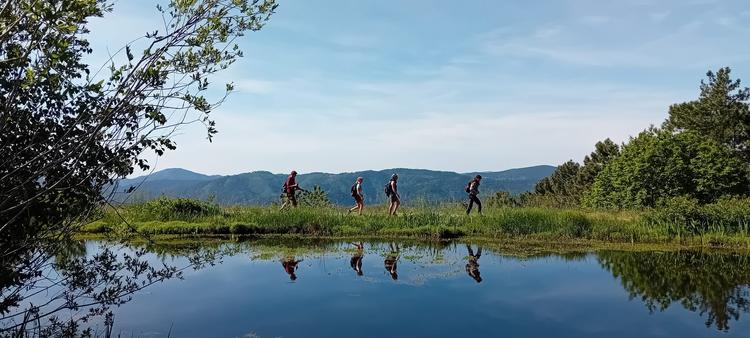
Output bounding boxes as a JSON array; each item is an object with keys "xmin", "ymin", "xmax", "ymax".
[{"xmin": 87, "ymin": 0, "xmax": 750, "ymax": 175}]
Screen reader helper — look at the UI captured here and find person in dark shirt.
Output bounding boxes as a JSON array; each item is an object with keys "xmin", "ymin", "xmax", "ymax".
[
  {"xmin": 466, "ymin": 175, "xmax": 482, "ymax": 215},
  {"xmin": 465, "ymin": 244, "xmax": 482, "ymax": 283},
  {"xmin": 348, "ymin": 177, "xmax": 365, "ymax": 215},
  {"xmin": 280, "ymin": 170, "xmax": 301, "ymax": 211},
  {"xmin": 350, "ymin": 242, "xmax": 364, "ymax": 276},
  {"xmin": 282, "ymin": 256, "xmax": 303, "ymax": 281},
  {"xmin": 387, "ymin": 174, "xmax": 400, "ymax": 216}
]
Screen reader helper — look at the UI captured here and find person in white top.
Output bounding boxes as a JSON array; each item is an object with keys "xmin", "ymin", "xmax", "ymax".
[{"xmin": 348, "ymin": 177, "xmax": 365, "ymax": 215}]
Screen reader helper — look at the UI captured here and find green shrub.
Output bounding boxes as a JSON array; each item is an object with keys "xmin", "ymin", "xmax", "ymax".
[{"xmin": 138, "ymin": 197, "xmax": 222, "ymax": 221}]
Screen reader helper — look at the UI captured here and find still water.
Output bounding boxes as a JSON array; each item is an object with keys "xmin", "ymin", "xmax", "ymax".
[{"xmin": 72, "ymin": 240, "xmax": 750, "ymax": 337}]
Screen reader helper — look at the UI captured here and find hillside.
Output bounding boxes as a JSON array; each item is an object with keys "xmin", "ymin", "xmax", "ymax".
[{"xmin": 115, "ymin": 166, "xmax": 554, "ymax": 205}]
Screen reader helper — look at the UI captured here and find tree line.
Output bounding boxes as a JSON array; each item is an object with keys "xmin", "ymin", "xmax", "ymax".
[{"xmin": 521, "ymin": 67, "xmax": 750, "ymax": 210}]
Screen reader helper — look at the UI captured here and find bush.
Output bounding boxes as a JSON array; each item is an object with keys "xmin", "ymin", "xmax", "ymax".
[
  {"xmin": 648, "ymin": 196, "xmax": 750, "ymax": 235},
  {"xmin": 139, "ymin": 197, "xmax": 222, "ymax": 221}
]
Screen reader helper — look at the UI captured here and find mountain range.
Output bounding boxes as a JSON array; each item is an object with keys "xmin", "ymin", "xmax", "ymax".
[{"xmin": 115, "ymin": 166, "xmax": 555, "ymax": 205}]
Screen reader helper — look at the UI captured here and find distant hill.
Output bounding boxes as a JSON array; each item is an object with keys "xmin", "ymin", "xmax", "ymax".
[{"xmin": 115, "ymin": 166, "xmax": 555, "ymax": 206}]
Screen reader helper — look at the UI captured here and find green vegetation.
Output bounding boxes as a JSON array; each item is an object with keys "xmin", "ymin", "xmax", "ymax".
[
  {"xmin": 526, "ymin": 67, "xmax": 750, "ymax": 214},
  {"xmin": 83, "ymin": 197, "xmax": 750, "ymax": 248},
  {"xmin": 599, "ymin": 250, "xmax": 750, "ymax": 331}
]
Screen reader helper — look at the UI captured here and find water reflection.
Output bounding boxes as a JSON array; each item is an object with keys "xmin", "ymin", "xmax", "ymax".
[
  {"xmin": 282, "ymin": 256, "xmax": 304, "ymax": 281},
  {"xmin": 350, "ymin": 242, "xmax": 364, "ymax": 276},
  {"xmin": 8, "ymin": 238, "xmax": 750, "ymax": 337},
  {"xmin": 384, "ymin": 243, "xmax": 400, "ymax": 280},
  {"xmin": 465, "ymin": 245, "xmax": 482, "ymax": 283},
  {"xmin": 598, "ymin": 250, "xmax": 750, "ymax": 331}
]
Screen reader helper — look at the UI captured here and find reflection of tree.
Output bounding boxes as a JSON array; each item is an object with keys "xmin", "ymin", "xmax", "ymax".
[{"xmin": 598, "ymin": 251, "xmax": 750, "ymax": 331}]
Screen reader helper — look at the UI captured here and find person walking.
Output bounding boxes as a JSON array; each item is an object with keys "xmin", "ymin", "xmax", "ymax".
[
  {"xmin": 280, "ymin": 170, "xmax": 303, "ymax": 211},
  {"xmin": 465, "ymin": 175, "xmax": 482, "ymax": 215},
  {"xmin": 348, "ymin": 177, "xmax": 365, "ymax": 215},
  {"xmin": 386, "ymin": 174, "xmax": 400, "ymax": 216}
]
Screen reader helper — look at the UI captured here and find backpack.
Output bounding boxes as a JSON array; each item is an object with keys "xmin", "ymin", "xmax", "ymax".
[
  {"xmin": 384, "ymin": 182, "xmax": 393, "ymax": 197},
  {"xmin": 351, "ymin": 183, "xmax": 358, "ymax": 197},
  {"xmin": 465, "ymin": 180, "xmax": 472, "ymax": 193},
  {"xmin": 282, "ymin": 181, "xmax": 288, "ymax": 193}
]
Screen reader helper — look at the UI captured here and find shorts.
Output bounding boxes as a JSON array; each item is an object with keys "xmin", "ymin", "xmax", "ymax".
[
  {"xmin": 353, "ymin": 194, "xmax": 363, "ymax": 204},
  {"xmin": 389, "ymin": 193, "xmax": 400, "ymax": 203}
]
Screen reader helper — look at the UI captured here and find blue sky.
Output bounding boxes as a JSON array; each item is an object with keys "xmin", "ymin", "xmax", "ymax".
[{"xmin": 89, "ymin": 0, "xmax": 750, "ymax": 175}]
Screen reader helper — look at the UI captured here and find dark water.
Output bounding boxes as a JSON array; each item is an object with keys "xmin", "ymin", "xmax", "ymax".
[{"xmin": 33, "ymin": 240, "xmax": 750, "ymax": 337}]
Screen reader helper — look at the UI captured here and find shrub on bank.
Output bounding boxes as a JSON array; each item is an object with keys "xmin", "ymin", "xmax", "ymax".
[
  {"xmin": 135, "ymin": 197, "xmax": 222, "ymax": 221},
  {"xmin": 647, "ymin": 196, "xmax": 750, "ymax": 235}
]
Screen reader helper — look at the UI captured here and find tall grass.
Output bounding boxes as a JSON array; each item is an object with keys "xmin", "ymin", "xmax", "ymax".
[{"xmin": 73, "ymin": 197, "xmax": 739, "ymax": 247}]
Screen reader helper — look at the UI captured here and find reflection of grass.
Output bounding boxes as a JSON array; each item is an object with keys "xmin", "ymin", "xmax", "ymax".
[{"xmin": 81, "ymin": 203, "xmax": 750, "ymax": 248}]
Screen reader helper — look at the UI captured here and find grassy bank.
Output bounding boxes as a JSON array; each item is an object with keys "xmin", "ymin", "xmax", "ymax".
[{"xmin": 82, "ymin": 198, "xmax": 750, "ymax": 248}]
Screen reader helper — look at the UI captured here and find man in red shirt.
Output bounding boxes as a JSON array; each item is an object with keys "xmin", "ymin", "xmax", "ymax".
[{"xmin": 280, "ymin": 170, "xmax": 301, "ymax": 210}]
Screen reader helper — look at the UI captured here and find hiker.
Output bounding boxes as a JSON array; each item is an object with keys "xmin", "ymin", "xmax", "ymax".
[
  {"xmin": 350, "ymin": 242, "xmax": 364, "ymax": 276},
  {"xmin": 466, "ymin": 244, "xmax": 482, "ymax": 283},
  {"xmin": 465, "ymin": 174, "xmax": 482, "ymax": 215},
  {"xmin": 280, "ymin": 170, "xmax": 303, "ymax": 210},
  {"xmin": 282, "ymin": 256, "xmax": 303, "ymax": 281},
  {"xmin": 386, "ymin": 174, "xmax": 400, "ymax": 216},
  {"xmin": 384, "ymin": 243, "xmax": 400, "ymax": 280},
  {"xmin": 348, "ymin": 177, "xmax": 365, "ymax": 215}
]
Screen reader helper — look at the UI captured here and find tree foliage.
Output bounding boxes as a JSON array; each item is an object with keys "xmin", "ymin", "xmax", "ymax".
[
  {"xmin": 536, "ymin": 68, "xmax": 750, "ymax": 210},
  {"xmin": 665, "ymin": 67, "xmax": 750, "ymax": 161},
  {"xmin": 0, "ymin": 0, "xmax": 276, "ymax": 334},
  {"xmin": 585, "ymin": 128, "xmax": 749, "ymax": 209},
  {"xmin": 533, "ymin": 138, "xmax": 620, "ymax": 207}
]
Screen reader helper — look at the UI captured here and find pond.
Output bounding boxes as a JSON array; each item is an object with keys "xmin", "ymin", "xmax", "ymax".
[{"xmin": 7, "ymin": 239, "xmax": 750, "ymax": 337}]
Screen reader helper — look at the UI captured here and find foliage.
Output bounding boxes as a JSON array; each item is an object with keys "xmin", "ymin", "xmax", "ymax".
[
  {"xmin": 299, "ymin": 186, "xmax": 332, "ymax": 208},
  {"xmin": 0, "ymin": 0, "xmax": 276, "ymax": 335},
  {"xmin": 665, "ymin": 67, "xmax": 750, "ymax": 162},
  {"xmin": 599, "ymin": 250, "xmax": 750, "ymax": 331},
  {"xmin": 136, "ymin": 197, "xmax": 222, "ymax": 221},
  {"xmin": 585, "ymin": 128, "xmax": 749, "ymax": 209},
  {"xmin": 646, "ymin": 196, "xmax": 750, "ymax": 235},
  {"xmin": 80, "ymin": 198, "xmax": 750, "ymax": 247},
  {"xmin": 533, "ymin": 139, "xmax": 620, "ymax": 207},
  {"xmin": 486, "ymin": 191, "xmax": 522, "ymax": 208}
]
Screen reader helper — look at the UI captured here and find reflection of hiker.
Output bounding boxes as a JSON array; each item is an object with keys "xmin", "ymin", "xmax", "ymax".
[
  {"xmin": 385, "ymin": 174, "xmax": 400, "ymax": 216},
  {"xmin": 384, "ymin": 243, "xmax": 400, "ymax": 280},
  {"xmin": 348, "ymin": 177, "xmax": 365, "ymax": 215},
  {"xmin": 465, "ymin": 175, "xmax": 482, "ymax": 215},
  {"xmin": 466, "ymin": 245, "xmax": 482, "ymax": 283},
  {"xmin": 282, "ymin": 257, "xmax": 304, "ymax": 281},
  {"xmin": 280, "ymin": 170, "xmax": 304, "ymax": 210},
  {"xmin": 350, "ymin": 242, "xmax": 364, "ymax": 276}
]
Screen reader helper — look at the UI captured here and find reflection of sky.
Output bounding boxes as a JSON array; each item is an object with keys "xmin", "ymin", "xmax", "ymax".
[{"xmin": 62, "ymin": 242, "xmax": 750, "ymax": 337}]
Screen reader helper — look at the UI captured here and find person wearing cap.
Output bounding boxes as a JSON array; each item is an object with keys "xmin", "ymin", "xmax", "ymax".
[
  {"xmin": 466, "ymin": 174, "xmax": 482, "ymax": 215},
  {"xmin": 280, "ymin": 170, "xmax": 301, "ymax": 210},
  {"xmin": 348, "ymin": 177, "xmax": 365, "ymax": 215},
  {"xmin": 388, "ymin": 174, "xmax": 400, "ymax": 216}
]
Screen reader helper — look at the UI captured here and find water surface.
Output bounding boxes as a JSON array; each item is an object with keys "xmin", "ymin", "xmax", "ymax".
[{"xmin": 40, "ymin": 240, "xmax": 750, "ymax": 337}]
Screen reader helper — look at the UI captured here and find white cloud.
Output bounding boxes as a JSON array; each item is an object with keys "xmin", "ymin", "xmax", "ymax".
[
  {"xmin": 234, "ymin": 79, "xmax": 278, "ymax": 94},
  {"xmin": 580, "ymin": 16, "xmax": 611, "ymax": 25},
  {"xmin": 649, "ymin": 11, "xmax": 670, "ymax": 23}
]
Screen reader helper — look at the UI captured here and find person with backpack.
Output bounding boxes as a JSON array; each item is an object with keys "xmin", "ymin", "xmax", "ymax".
[
  {"xmin": 465, "ymin": 175, "xmax": 482, "ymax": 215},
  {"xmin": 385, "ymin": 174, "xmax": 400, "ymax": 216},
  {"xmin": 280, "ymin": 170, "xmax": 303, "ymax": 211},
  {"xmin": 348, "ymin": 177, "xmax": 365, "ymax": 215}
]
